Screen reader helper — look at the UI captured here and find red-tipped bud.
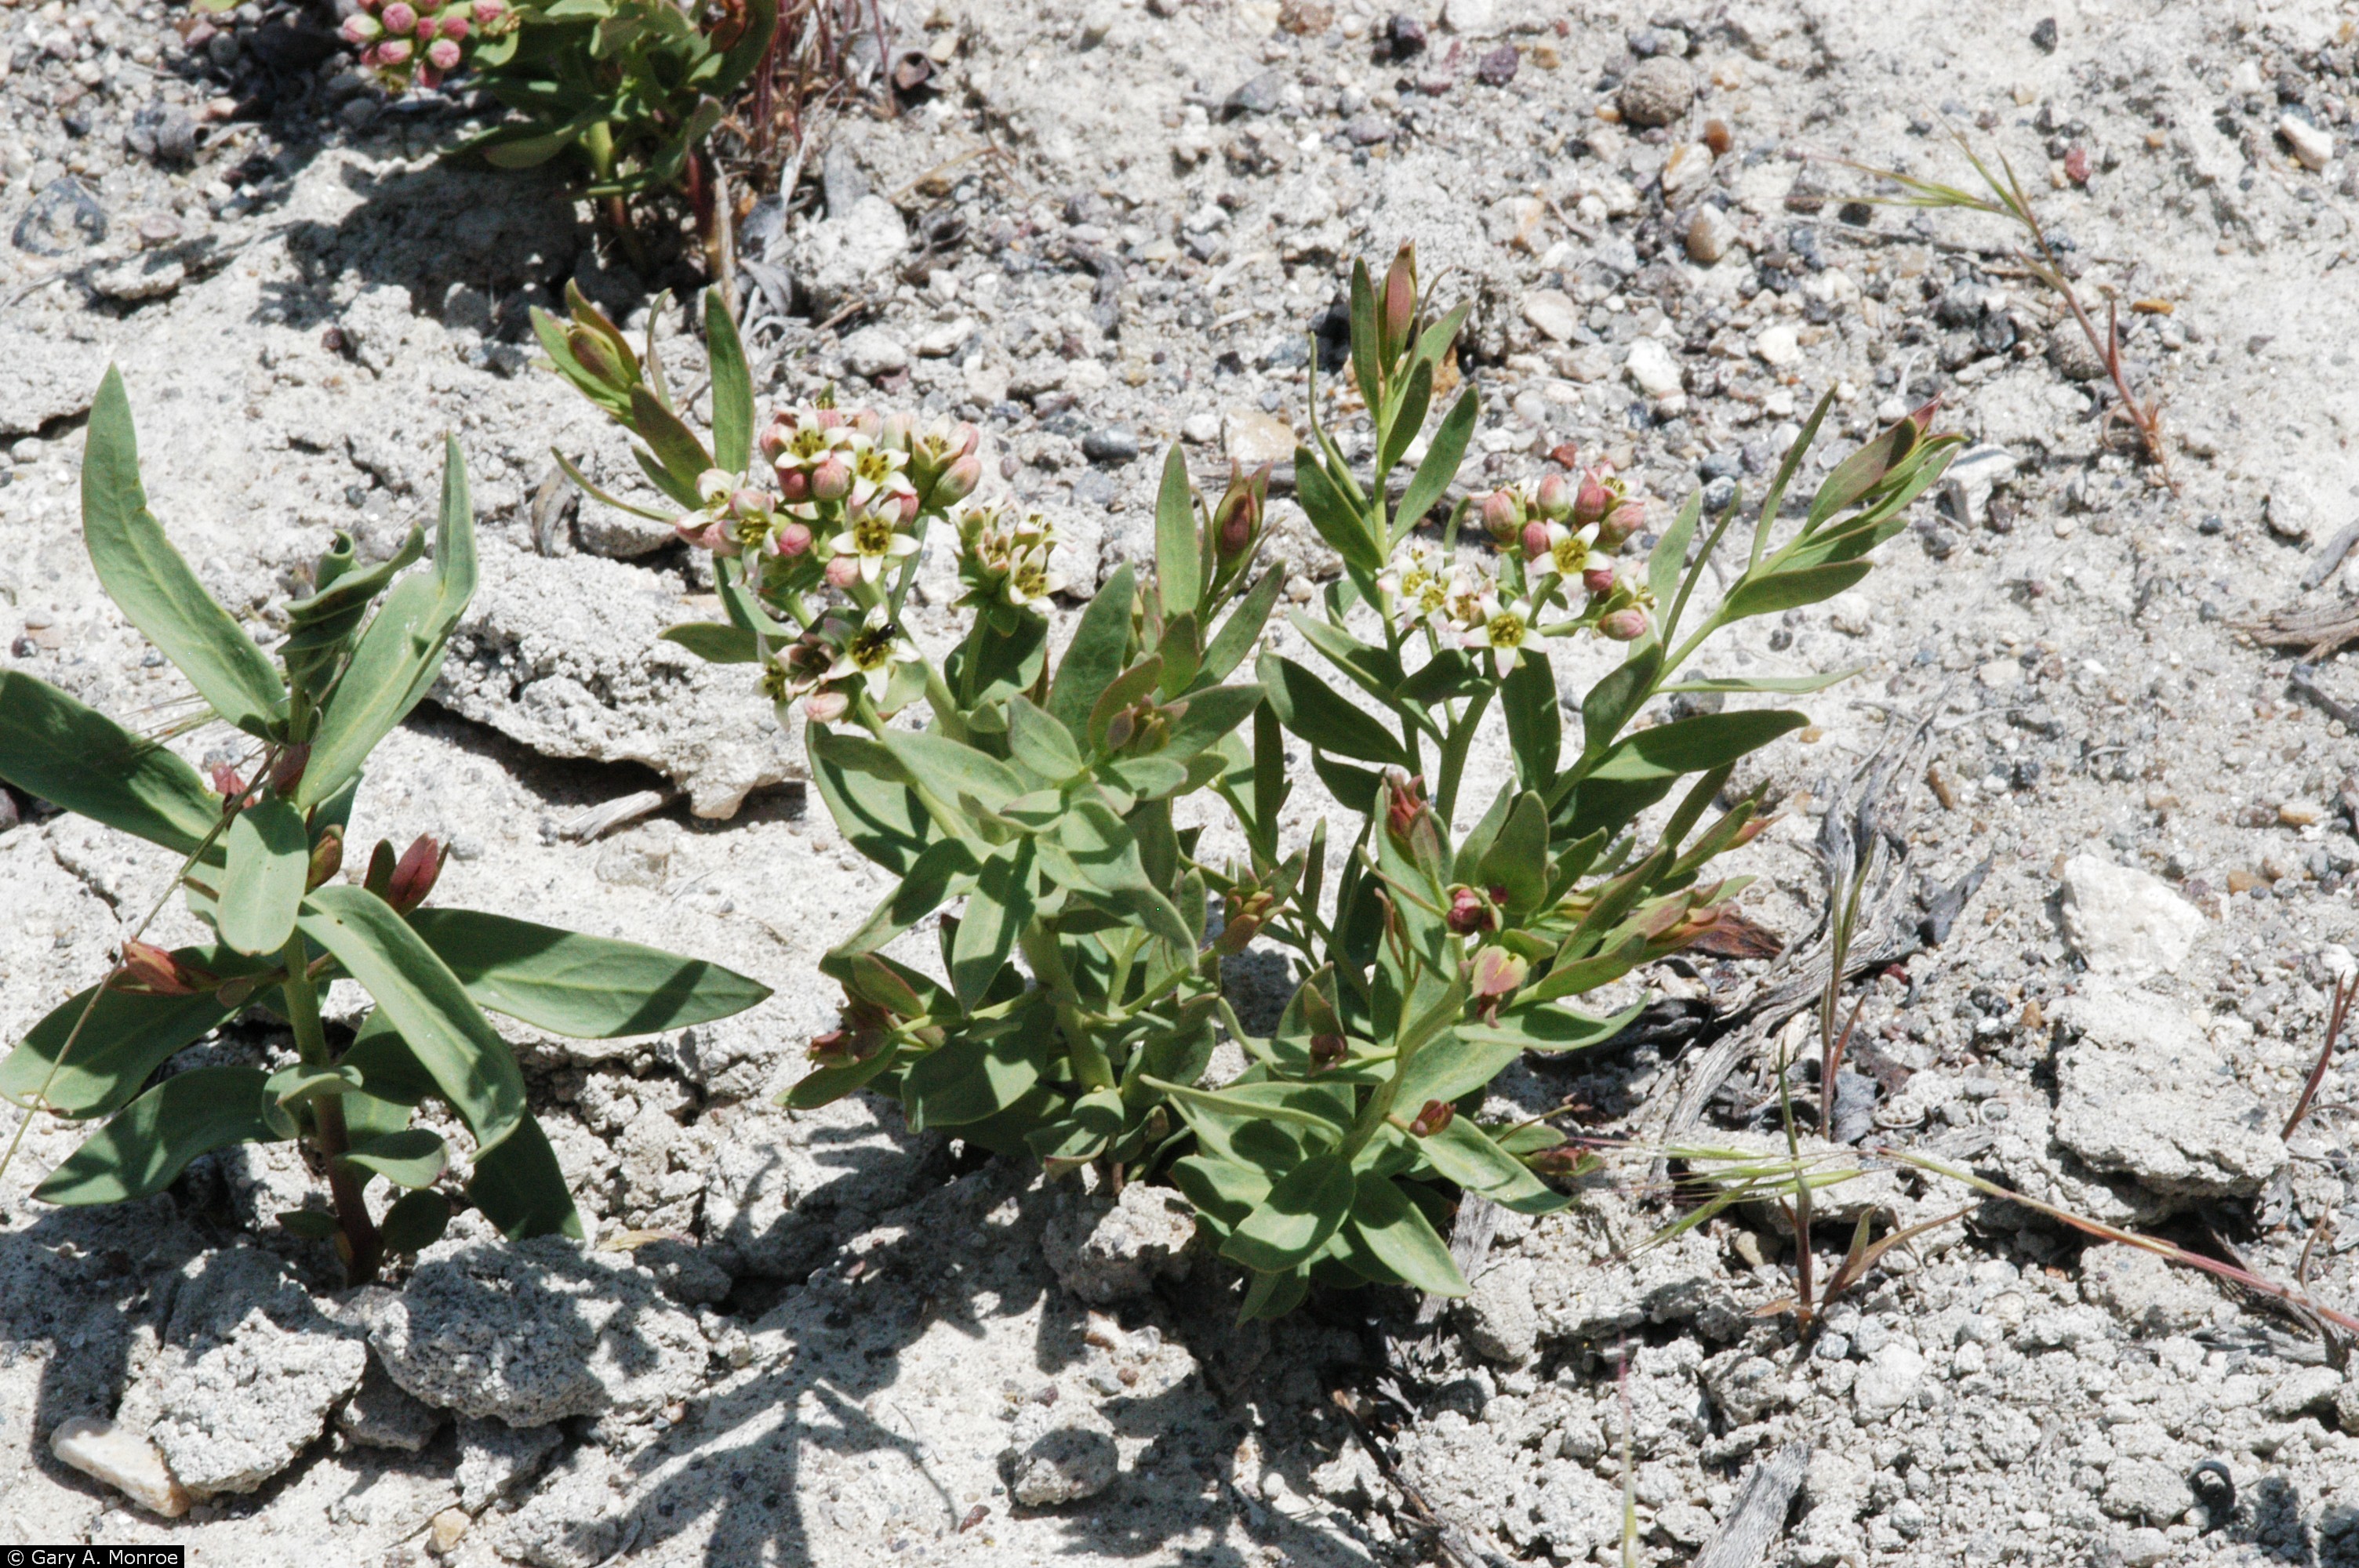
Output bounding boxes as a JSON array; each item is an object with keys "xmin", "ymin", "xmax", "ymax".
[
  {"xmin": 1407, "ymin": 1098, "xmax": 1456, "ymax": 1138},
  {"xmin": 809, "ymin": 456, "xmax": 850, "ymax": 503},
  {"xmin": 776, "ymin": 466, "xmax": 811, "ymax": 503},
  {"xmin": 341, "ymin": 13, "xmax": 383, "ymax": 42},
  {"xmin": 1521, "ymin": 520, "xmax": 1551, "ymax": 561},
  {"xmin": 1308, "ymin": 1032, "xmax": 1347, "ymax": 1073},
  {"xmin": 1379, "ymin": 243, "xmax": 1418, "ymax": 361},
  {"xmin": 1729, "ymin": 815, "xmax": 1769, "ymax": 848},
  {"xmin": 849, "ymin": 408, "xmax": 882, "ymax": 439},
  {"xmin": 824, "ymin": 554, "xmax": 860, "ymax": 588},
  {"xmin": 932, "ymin": 455, "xmax": 982, "ymax": 506},
  {"xmin": 381, "ymin": 2, "xmax": 417, "ymax": 33},
  {"xmin": 1534, "ymin": 471, "xmax": 1573, "ymax": 521},
  {"xmin": 1599, "ymin": 607, "xmax": 1650, "ymax": 641},
  {"xmin": 951, "ymin": 421, "xmax": 982, "ymax": 458},
  {"xmin": 1470, "ymin": 945, "xmax": 1526, "ymax": 1000},
  {"xmin": 805, "ymin": 688, "xmax": 851, "ymax": 724},
  {"xmin": 1582, "ymin": 564, "xmax": 1616, "ymax": 597},
  {"xmin": 566, "ymin": 325, "xmax": 628, "ymax": 389},
  {"xmin": 1526, "ymin": 1145, "xmax": 1598, "ymax": 1177},
  {"xmin": 119, "ymin": 940, "xmax": 214, "ymax": 997},
  {"xmin": 385, "ymin": 834, "xmax": 444, "ymax": 913},
  {"xmin": 776, "ymin": 521, "xmax": 813, "ymax": 557},
  {"xmin": 471, "ymin": 0, "xmax": 507, "ymax": 22},
  {"xmin": 893, "ymin": 492, "xmax": 919, "ymax": 527},
  {"xmin": 1445, "ymin": 885, "xmax": 1494, "ymax": 936},
  {"xmin": 1573, "ymin": 471, "xmax": 1613, "ymax": 527},
  {"xmin": 1479, "ymin": 488, "xmax": 1521, "ymax": 544},
  {"xmin": 307, "ymin": 826, "xmax": 344, "ymax": 891},
  {"xmin": 1598, "ymin": 495, "xmax": 1644, "ymax": 549},
  {"xmin": 1383, "ymin": 770, "xmax": 1430, "ymax": 840},
  {"xmin": 1212, "ymin": 462, "xmax": 1269, "ymax": 562},
  {"xmin": 269, "ymin": 743, "xmax": 309, "ymax": 796},
  {"xmin": 1214, "ymin": 889, "xmax": 1275, "ymax": 955},
  {"xmin": 438, "ymin": 13, "xmax": 469, "ymax": 40},
  {"xmin": 209, "ymin": 764, "xmax": 247, "ymax": 800}
]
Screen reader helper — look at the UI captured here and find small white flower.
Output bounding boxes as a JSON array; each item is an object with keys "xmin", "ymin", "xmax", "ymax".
[
  {"xmin": 1532, "ymin": 520, "xmax": 1600, "ymax": 583},
  {"xmin": 841, "ymin": 432, "xmax": 916, "ymax": 507},
  {"xmin": 1003, "ymin": 546, "xmax": 1066, "ymax": 608},
  {"xmin": 1380, "ymin": 538, "xmax": 1459, "ymax": 627},
  {"xmin": 1461, "ymin": 591, "xmax": 1547, "ymax": 677},
  {"xmin": 827, "ymin": 497, "xmax": 921, "ymax": 583},
  {"xmin": 824, "ymin": 605, "xmax": 921, "ymax": 699},
  {"xmin": 767, "ymin": 408, "xmax": 852, "ymax": 472}
]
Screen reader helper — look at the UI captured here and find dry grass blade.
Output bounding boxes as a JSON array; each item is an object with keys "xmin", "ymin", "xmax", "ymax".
[
  {"xmin": 2284, "ymin": 967, "xmax": 2356, "ymax": 1139},
  {"xmin": 1837, "ymin": 128, "xmax": 2174, "ymax": 487}
]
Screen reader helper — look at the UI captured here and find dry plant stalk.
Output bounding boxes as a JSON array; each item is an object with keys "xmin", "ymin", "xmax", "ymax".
[
  {"xmin": 1845, "ymin": 130, "xmax": 2174, "ymax": 488},
  {"xmin": 2284, "ymin": 967, "xmax": 2357, "ymax": 1139}
]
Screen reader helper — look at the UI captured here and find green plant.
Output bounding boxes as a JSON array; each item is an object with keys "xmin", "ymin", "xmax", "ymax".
[
  {"xmin": 549, "ymin": 245, "xmax": 1959, "ymax": 1318},
  {"xmin": 0, "ymin": 372, "xmax": 771, "ymax": 1284}
]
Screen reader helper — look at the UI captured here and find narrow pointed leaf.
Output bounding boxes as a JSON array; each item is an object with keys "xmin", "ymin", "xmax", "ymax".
[
  {"xmin": 0, "ymin": 673, "xmax": 219, "ymax": 853},
  {"xmin": 703, "ymin": 287, "xmax": 754, "ymax": 473},
  {"xmin": 1393, "ymin": 389, "xmax": 1476, "ymax": 537},
  {"xmin": 1048, "ymin": 563, "xmax": 1134, "ymax": 736},
  {"xmin": 337, "ymin": 1128, "xmax": 447, "ymax": 1189},
  {"xmin": 466, "ymin": 1112, "xmax": 582, "ymax": 1239},
  {"xmin": 950, "ymin": 840, "xmax": 1033, "ymax": 1008},
  {"xmin": 82, "ymin": 369, "xmax": 285, "ymax": 738},
  {"xmin": 1348, "ymin": 1175, "xmax": 1467, "ymax": 1295},
  {"xmin": 0, "ymin": 946, "xmax": 274, "ymax": 1118},
  {"xmin": 1154, "ymin": 445, "xmax": 1201, "ymax": 619},
  {"xmin": 1223, "ymin": 1153, "xmax": 1355, "ymax": 1272},
  {"xmin": 1417, "ymin": 1117, "xmax": 1568, "ymax": 1214},
  {"xmin": 659, "ymin": 622, "xmax": 761, "ymax": 663},
  {"xmin": 34, "ymin": 1067, "xmax": 277, "ymax": 1204},
  {"xmin": 405, "ymin": 909, "xmax": 772, "ymax": 1038}
]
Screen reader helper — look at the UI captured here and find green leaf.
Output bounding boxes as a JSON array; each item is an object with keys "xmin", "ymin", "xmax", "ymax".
[
  {"xmin": 1293, "ymin": 448, "xmax": 1383, "ymax": 575},
  {"xmin": 780, "ymin": 1046, "xmax": 903, "ymax": 1110},
  {"xmin": 1417, "ymin": 1118, "xmax": 1568, "ymax": 1214},
  {"xmin": 215, "ymin": 800, "xmax": 308, "ymax": 956},
  {"xmin": 405, "ymin": 909, "xmax": 771, "ymax": 1038},
  {"xmin": 1808, "ymin": 413, "xmax": 1920, "ymax": 528},
  {"xmin": 82, "ymin": 369, "xmax": 285, "ymax": 739},
  {"xmin": 950, "ymin": 840, "xmax": 1034, "ymax": 1009},
  {"xmin": 0, "ymin": 951, "xmax": 266, "ymax": 1119},
  {"xmin": 1500, "ymin": 649, "xmax": 1561, "ymax": 788},
  {"xmin": 1750, "ymin": 387, "xmax": 1838, "ymax": 568},
  {"xmin": 711, "ymin": 0, "xmax": 779, "ymax": 96},
  {"xmin": 1049, "ymin": 563, "xmax": 1135, "ymax": 737},
  {"xmin": 1154, "ymin": 445, "xmax": 1202, "ymax": 619},
  {"xmin": 628, "ymin": 384, "xmax": 714, "ymax": 492},
  {"xmin": 380, "ymin": 1189, "xmax": 453, "ymax": 1254},
  {"xmin": 338, "ymin": 1128, "xmax": 447, "ymax": 1189},
  {"xmin": 1393, "ymin": 1032, "xmax": 1523, "ymax": 1111},
  {"xmin": 295, "ymin": 886, "xmax": 525, "ymax": 1148},
  {"xmin": 35, "ymin": 1066, "xmax": 277, "ymax": 1204},
  {"xmin": 1005, "ymin": 695, "xmax": 1084, "ymax": 784},
  {"xmin": 1378, "ymin": 357, "xmax": 1432, "ymax": 478},
  {"xmin": 1647, "ymin": 490, "xmax": 1703, "ymax": 612},
  {"xmin": 265, "ymin": 1062, "xmax": 362, "ymax": 1108},
  {"xmin": 1025, "ymin": 1087, "xmax": 1125, "ymax": 1169},
  {"xmin": 474, "ymin": 114, "xmax": 598, "ymax": 167},
  {"xmin": 1348, "ymin": 1174, "xmax": 1467, "ymax": 1294},
  {"xmin": 1719, "ymin": 561, "xmax": 1873, "ymax": 622},
  {"xmin": 1262, "ymin": 655, "xmax": 1408, "ymax": 768},
  {"xmin": 1143, "ymin": 1076, "xmax": 1350, "ymax": 1145},
  {"xmin": 1170, "ymin": 1152, "xmax": 1270, "ymax": 1230},
  {"xmin": 466, "ymin": 1113, "xmax": 582, "ymax": 1240},
  {"xmin": 1161, "ymin": 684, "xmax": 1263, "ymax": 765},
  {"xmin": 278, "ymin": 1208, "xmax": 342, "ymax": 1240},
  {"xmin": 1238, "ymin": 1266, "xmax": 1310, "ymax": 1322},
  {"xmin": 1292, "ymin": 614, "xmax": 1406, "ymax": 708},
  {"xmin": 1662, "ymin": 669, "xmax": 1858, "ymax": 695},
  {"xmin": 1223, "ymin": 1153, "xmax": 1355, "ymax": 1272},
  {"xmin": 659, "ymin": 622, "xmax": 760, "ymax": 663},
  {"xmin": 1477, "ymin": 791, "xmax": 1550, "ymax": 916},
  {"xmin": 810, "ymin": 726, "xmax": 934, "ymax": 876},
  {"xmin": 900, "ymin": 1030, "xmax": 1041, "ymax": 1131},
  {"xmin": 884, "ymin": 730, "xmax": 1026, "ymax": 816},
  {"xmin": 1200, "ymin": 568, "xmax": 1285, "ymax": 687},
  {"xmin": 703, "ymin": 288, "xmax": 753, "ymax": 474},
  {"xmin": 1393, "ymin": 389, "xmax": 1476, "ymax": 539},
  {"xmin": 1461, "ymin": 997, "xmax": 1644, "ymax": 1052},
  {"xmin": 1347, "ymin": 256, "xmax": 1381, "ymax": 424},
  {"xmin": 1589, "ymin": 710, "xmax": 1808, "ymax": 783},
  {"xmin": 1577, "ymin": 638, "xmax": 1663, "ymax": 760},
  {"xmin": 0, "ymin": 673, "xmax": 219, "ymax": 854},
  {"xmin": 298, "ymin": 440, "xmax": 478, "ymax": 808}
]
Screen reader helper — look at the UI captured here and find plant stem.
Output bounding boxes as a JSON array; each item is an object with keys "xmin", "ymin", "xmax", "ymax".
[
  {"xmin": 281, "ymin": 934, "xmax": 379, "ymax": 1285},
  {"xmin": 1434, "ymin": 687, "xmax": 1491, "ymax": 821}
]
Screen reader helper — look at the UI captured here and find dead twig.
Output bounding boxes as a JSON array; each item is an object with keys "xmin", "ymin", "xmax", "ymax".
[
  {"xmin": 2284, "ymin": 967, "xmax": 2356, "ymax": 1139},
  {"xmin": 1692, "ymin": 1441, "xmax": 1812, "ymax": 1568}
]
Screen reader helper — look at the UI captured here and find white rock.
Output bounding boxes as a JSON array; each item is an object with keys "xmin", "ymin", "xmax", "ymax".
[
  {"xmin": 1040, "ymin": 1181, "xmax": 1196, "ymax": 1304},
  {"xmin": 51, "ymin": 1417, "xmax": 190, "ymax": 1518},
  {"xmin": 1851, "ymin": 1341, "xmax": 1925, "ymax": 1421},
  {"xmin": 1439, "ymin": 0, "xmax": 1495, "ymax": 33},
  {"xmin": 1521, "ymin": 288, "xmax": 1580, "ymax": 344},
  {"xmin": 786, "ymin": 195, "xmax": 907, "ymax": 314},
  {"xmin": 2059, "ymin": 855, "xmax": 2204, "ymax": 980},
  {"xmin": 1943, "ymin": 443, "xmax": 2018, "ymax": 527},
  {"xmin": 1658, "ymin": 141, "xmax": 1714, "ymax": 200},
  {"xmin": 2050, "ymin": 984, "xmax": 2287, "ymax": 1200},
  {"xmin": 841, "ymin": 326, "xmax": 910, "ymax": 379},
  {"xmin": 913, "ymin": 316, "xmax": 976, "ymax": 358},
  {"xmin": 1223, "ymin": 407, "xmax": 1296, "ymax": 469},
  {"xmin": 1181, "ymin": 412, "xmax": 1221, "ymax": 444},
  {"xmin": 1976, "ymin": 658, "xmax": 2023, "ymax": 691},
  {"xmin": 1754, "ymin": 323, "xmax": 1801, "ymax": 368},
  {"xmin": 1624, "ymin": 338, "xmax": 1684, "ymax": 399},
  {"xmin": 2279, "ymin": 113, "xmax": 2334, "ymax": 172}
]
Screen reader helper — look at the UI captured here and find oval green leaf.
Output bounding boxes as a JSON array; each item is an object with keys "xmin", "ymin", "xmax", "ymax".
[
  {"xmin": 216, "ymin": 799, "xmax": 309, "ymax": 956},
  {"xmin": 0, "ymin": 673, "xmax": 220, "ymax": 854},
  {"xmin": 405, "ymin": 907, "xmax": 772, "ymax": 1039},
  {"xmin": 34, "ymin": 1066, "xmax": 278, "ymax": 1205}
]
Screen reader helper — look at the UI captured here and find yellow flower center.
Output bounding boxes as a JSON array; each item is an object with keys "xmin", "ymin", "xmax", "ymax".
[
  {"xmin": 791, "ymin": 427, "xmax": 828, "ymax": 459},
  {"xmin": 1487, "ymin": 612, "xmax": 1526, "ymax": 649},
  {"xmin": 848, "ymin": 626, "xmax": 896, "ymax": 671},
  {"xmin": 852, "ymin": 515, "xmax": 896, "ymax": 556},
  {"xmin": 856, "ymin": 449, "xmax": 896, "ymax": 485},
  {"xmin": 1550, "ymin": 537, "xmax": 1587, "ymax": 576}
]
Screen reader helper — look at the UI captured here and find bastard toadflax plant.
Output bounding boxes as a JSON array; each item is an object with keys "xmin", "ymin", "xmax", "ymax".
[{"xmin": 549, "ymin": 245, "xmax": 1959, "ymax": 1318}]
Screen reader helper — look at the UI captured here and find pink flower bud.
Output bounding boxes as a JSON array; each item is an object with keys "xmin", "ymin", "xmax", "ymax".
[
  {"xmin": 1582, "ymin": 564, "xmax": 1616, "ymax": 597},
  {"xmin": 1598, "ymin": 495, "xmax": 1644, "ymax": 549},
  {"xmin": 931, "ymin": 454, "xmax": 981, "ymax": 506},
  {"xmin": 730, "ymin": 488, "xmax": 772, "ymax": 517},
  {"xmin": 269, "ymin": 743, "xmax": 310, "ymax": 795},
  {"xmin": 951, "ymin": 421, "xmax": 981, "ymax": 458},
  {"xmin": 424, "ymin": 37, "xmax": 460, "ymax": 71},
  {"xmin": 1534, "ymin": 471, "xmax": 1572, "ymax": 521},
  {"xmin": 1445, "ymin": 886, "xmax": 1494, "ymax": 936},
  {"xmin": 1479, "ymin": 488, "xmax": 1521, "ymax": 543},
  {"xmin": 809, "ymin": 457, "xmax": 850, "ymax": 501},
  {"xmin": 381, "ymin": 2, "xmax": 417, "ymax": 33},
  {"xmin": 341, "ymin": 13, "xmax": 383, "ymax": 42},
  {"xmin": 1379, "ymin": 243, "xmax": 1418, "ymax": 360},
  {"xmin": 1406, "ymin": 1098, "xmax": 1456, "ymax": 1138},
  {"xmin": 415, "ymin": 63, "xmax": 443, "ymax": 89},
  {"xmin": 804, "ymin": 688, "xmax": 851, "ymax": 724},
  {"xmin": 849, "ymin": 408, "xmax": 881, "ymax": 439},
  {"xmin": 776, "ymin": 466, "xmax": 811, "ymax": 503},
  {"xmin": 385, "ymin": 834, "xmax": 444, "ymax": 913},
  {"xmin": 893, "ymin": 492, "xmax": 919, "ymax": 527},
  {"xmin": 775, "ymin": 521, "xmax": 812, "ymax": 557},
  {"xmin": 1573, "ymin": 471, "xmax": 1612, "ymax": 526},
  {"xmin": 375, "ymin": 36, "xmax": 413, "ymax": 64},
  {"xmin": 1521, "ymin": 520, "xmax": 1550, "ymax": 561},
  {"xmin": 824, "ymin": 554, "xmax": 860, "ymax": 588},
  {"xmin": 209, "ymin": 764, "xmax": 247, "ymax": 800},
  {"xmin": 121, "ymin": 940, "xmax": 214, "ymax": 997},
  {"xmin": 471, "ymin": 0, "xmax": 507, "ymax": 21},
  {"xmin": 1599, "ymin": 607, "xmax": 1649, "ymax": 641},
  {"xmin": 880, "ymin": 412, "xmax": 915, "ymax": 452},
  {"xmin": 439, "ymin": 13, "xmax": 469, "ymax": 40}
]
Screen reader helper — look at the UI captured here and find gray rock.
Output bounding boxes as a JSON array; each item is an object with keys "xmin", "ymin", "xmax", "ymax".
[
  {"xmin": 699, "ymin": 1095, "xmax": 937, "ymax": 1277},
  {"xmin": 1685, "ymin": 205, "xmax": 1736, "ymax": 264},
  {"xmin": 1459, "ymin": 1256, "xmax": 1539, "ymax": 1365},
  {"xmin": 2048, "ymin": 328, "xmax": 2109, "ymax": 383},
  {"xmin": 1081, "ymin": 426, "xmax": 1141, "ymax": 464},
  {"xmin": 2059, "ymin": 855, "xmax": 2204, "ymax": 980},
  {"xmin": 338, "ymin": 1362, "xmax": 448, "ymax": 1453},
  {"xmin": 90, "ymin": 255, "xmax": 185, "ymax": 303},
  {"xmin": 787, "ymin": 196, "xmax": 907, "ymax": 315},
  {"xmin": 1617, "ymin": 57, "xmax": 1695, "ymax": 127},
  {"xmin": 2263, "ymin": 1366, "xmax": 2345, "ymax": 1421},
  {"xmin": 2050, "ymin": 985, "xmax": 2286, "ymax": 1200},
  {"xmin": 1006, "ymin": 1401, "xmax": 1120, "ymax": 1505},
  {"xmin": 456, "ymin": 1415, "xmax": 565, "ymax": 1510},
  {"xmin": 1702, "ymin": 1353, "xmax": 1791, "ymax": 1425},
  {"xmin": 1040, "ymin": 1181, "xmax": 1197, "ymax": 1305},
  {"xmin": 2079, "ymin": 1242, "xmax": 2221, "ymax": 1334},
  {"xmin": 129, "ymin": 1247, "xmax": 369, "ymax": 1497},
  {"xmin": 1851, "ymin": 1342, "xmax": 1924, "ymax": 1422},
  {"xmin": 1521, "ymin": 288, "xmax": 1579, "ymax": 343},
  {"xmin": 2101, "ymin": 1457, "xmax": 2190, "ymax": 1525},
  {"xmin": 841, "ymin": 326, "xmax": 911, "ymax": 379},
  {"xmin": 1526, "ymin": 1198, "xmax": 1745, "ymax": 1344},
  {"xmin": 359, "ymin": 1236, "xmax": 706, "ymax": 1427},
  {"xmin": 1526, "ymin": 1461, "xmax": 1620, "ymax": 1559},
  {"xmin": 2338, "ymin": 1374, "xmax": 2359, "ymax": 1437}
]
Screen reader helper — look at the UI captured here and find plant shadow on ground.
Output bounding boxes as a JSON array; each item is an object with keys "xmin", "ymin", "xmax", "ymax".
[
  {"xmin": 542, "ymin": 1157, "xmax": 1385, "ymax": 1568},
  {"xmin": 2230, "ymin": 1474, "xmax": 2359, "ymax": 1568}
]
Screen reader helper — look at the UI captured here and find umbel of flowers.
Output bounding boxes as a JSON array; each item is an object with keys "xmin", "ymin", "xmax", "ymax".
[{"xmin": 340, "ymin": 0, "xmax": 517, "ymax": 89}]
